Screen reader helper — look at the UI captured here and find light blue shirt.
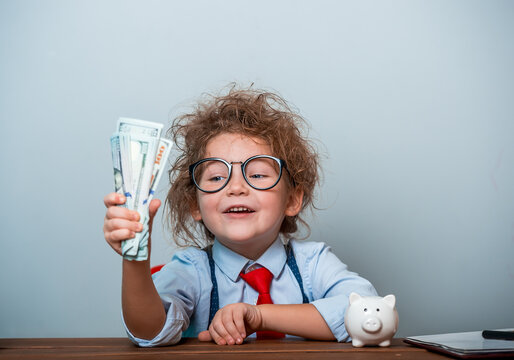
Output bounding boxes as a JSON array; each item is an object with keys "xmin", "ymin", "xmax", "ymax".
[{"xmin": 123, "ymin": 238, "xmax": 377, "ymax": 347}]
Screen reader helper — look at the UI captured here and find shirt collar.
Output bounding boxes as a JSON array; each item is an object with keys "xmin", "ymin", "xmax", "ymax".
[{"xmin": 212, "ymin": 237, "xmax": 287, "ymax": 282}]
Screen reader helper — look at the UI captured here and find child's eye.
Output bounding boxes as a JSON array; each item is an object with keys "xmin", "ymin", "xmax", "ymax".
[
  {"xmin": 208, "ymin": 175, "xmax": 226, "ymax": 182},
  {"xmin": 249, "ymin": 173, "xmax": 267, "ymax": 179}
]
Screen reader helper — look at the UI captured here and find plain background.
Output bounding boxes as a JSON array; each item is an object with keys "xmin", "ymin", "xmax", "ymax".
[{"xmin": 1, "ymin": 0, "xmax": 513, "ymax": 339}]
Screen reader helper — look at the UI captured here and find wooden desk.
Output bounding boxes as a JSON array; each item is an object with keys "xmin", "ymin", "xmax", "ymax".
[{"xmin": 0, "ymin": 338, "xmax": 447, "ymax": 359}]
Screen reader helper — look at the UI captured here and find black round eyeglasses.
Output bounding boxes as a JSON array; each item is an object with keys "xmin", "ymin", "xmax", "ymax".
[{"xmin": 189, "ymin": 155, "xmax": 292, "ymax": 193}]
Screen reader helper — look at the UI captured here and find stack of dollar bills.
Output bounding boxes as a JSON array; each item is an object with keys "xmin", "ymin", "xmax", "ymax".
[{"xmin": 110, "ymin": 118, "xmax": 172, "ymax": 261}]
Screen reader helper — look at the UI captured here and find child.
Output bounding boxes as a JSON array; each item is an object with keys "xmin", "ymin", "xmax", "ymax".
[{"xmin": 103, "ymin": 86, "xmax": 377, "ymax": 347}]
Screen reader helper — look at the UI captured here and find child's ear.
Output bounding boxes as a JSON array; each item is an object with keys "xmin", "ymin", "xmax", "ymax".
[
  {"xmin": 190, "ymin": 201, "xmax": 202, "ymax": 221},
  {"xmin": 285, "ymin": 187, "xmax": 303, "ymax": 217}
]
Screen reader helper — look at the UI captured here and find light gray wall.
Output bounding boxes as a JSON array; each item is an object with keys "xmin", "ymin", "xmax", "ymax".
[{"xmin": 1, "ymin": 0, "xmax": 513, "ymax": 338}]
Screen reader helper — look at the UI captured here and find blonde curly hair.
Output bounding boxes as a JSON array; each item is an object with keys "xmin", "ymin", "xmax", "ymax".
[{"xmin": 165, "ymin": 86, "xmax": 320, "ymax": 248}]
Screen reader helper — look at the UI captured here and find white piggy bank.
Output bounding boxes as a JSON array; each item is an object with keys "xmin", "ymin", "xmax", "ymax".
[{"xmin": 344, "ymin": 292, "xmax": 399, "ymax": 347}]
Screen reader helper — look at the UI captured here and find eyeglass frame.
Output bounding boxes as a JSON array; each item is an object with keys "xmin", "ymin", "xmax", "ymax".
[{"xmin": 188, "ymin": 154, "xmax": 294, "ymax": 193}]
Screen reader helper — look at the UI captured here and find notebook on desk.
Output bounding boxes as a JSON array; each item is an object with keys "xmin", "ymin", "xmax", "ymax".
[{"xmin": 404, "ymin": 329, "xmax": 514, "ymax": 359}]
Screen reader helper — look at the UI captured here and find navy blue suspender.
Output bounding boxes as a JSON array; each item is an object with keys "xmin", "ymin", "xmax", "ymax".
[
  {"xmin": 285, "ymin": 243, "xmax": 310, "ymax": 305},
  {"xmin": 205, "ymin": 242, "xmax": 309, "ymax": 326},
  {"xmin": 206, "ymin": 245, "xmax": 220, "ymax": 327}
]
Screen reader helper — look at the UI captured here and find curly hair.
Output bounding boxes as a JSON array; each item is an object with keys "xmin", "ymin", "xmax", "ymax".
[{"xmin": 165, "ymin": 86, "xmax": 320, "ymax": 248}]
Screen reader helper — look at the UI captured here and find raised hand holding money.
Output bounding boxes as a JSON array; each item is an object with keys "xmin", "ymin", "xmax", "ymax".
[{"xmin": 110, "ymin": 118, "xmax": 172, "ymax": 261}]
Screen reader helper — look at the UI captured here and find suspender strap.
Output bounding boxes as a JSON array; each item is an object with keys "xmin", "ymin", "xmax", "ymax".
[
  {"xmin": 205, "ymin": 246, "xmax": 219, "ymax": 327},
  {"xmin": 205, "ymin": 242, "xmax": 309, "ymax": 327},
  {"xmin": 285, "ymin": 242, "xmax": 309, "ymax": 304}
]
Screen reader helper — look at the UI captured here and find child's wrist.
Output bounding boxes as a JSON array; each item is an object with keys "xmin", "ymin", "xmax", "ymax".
[
  {"xmin": 256, "ymin": 304, "xmax": 271, "ymax": 331},
  {"xmin": 122, "ymin": 257, "xmax": 152, "ymax": 275}
]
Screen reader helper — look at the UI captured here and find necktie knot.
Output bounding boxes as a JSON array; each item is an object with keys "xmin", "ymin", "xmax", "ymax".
[{"xmin": 239, "ymin": 267, "xmax": 273, "ymax": 295}]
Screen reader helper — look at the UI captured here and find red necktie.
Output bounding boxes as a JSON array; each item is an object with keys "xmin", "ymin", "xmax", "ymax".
[{"xmin": 240, "ymin": 267, "xmax": 285, "ymax": 339}]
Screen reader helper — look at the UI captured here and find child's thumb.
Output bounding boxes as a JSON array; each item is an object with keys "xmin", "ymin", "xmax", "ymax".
[
  {"xmin": 148, "ymin": 199, "xmax": 161, "ymax": 222},
  {"xmin": 198, "ymin": 331, "xmax": 212, "ymax": 342}
]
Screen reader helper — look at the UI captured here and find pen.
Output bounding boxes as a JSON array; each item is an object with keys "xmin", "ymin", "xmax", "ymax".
[{"xmin": 482, "ymin": 330, "xmax": 514, "ymax": 341}]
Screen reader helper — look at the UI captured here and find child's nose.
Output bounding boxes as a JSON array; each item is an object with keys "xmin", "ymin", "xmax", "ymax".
[{"xmin": 226, "ymin": 167, "xmax": 250, "ymax": 195}]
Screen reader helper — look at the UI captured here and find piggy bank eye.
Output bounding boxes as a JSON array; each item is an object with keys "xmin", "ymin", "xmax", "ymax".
[
  {"xmin": 376, "ymin": 308, "xmax": 380, "ymax": 312},
  {"xmin": 364, "ymin": 308, "xmax": 368, "ymax": 312}
]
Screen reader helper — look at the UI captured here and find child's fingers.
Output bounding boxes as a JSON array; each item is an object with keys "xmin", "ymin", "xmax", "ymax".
[
  {"xmin": 104, "ymin": 218, "xmax": 143, "ymax": 234},
  {"xmin": 106, "ymin": 206, "xmax": 139, "ymax": 222},
  {"xmin": 104, "ymin": 229, "xmax": 133, "ymax": 255},
  {"xmin": 106, "ymin": 238, "xmax": 122, "ymax": 255},
  {"xmin": 208, "ymin": 323, "xmax": 227, "ymax": 345},
  {"xmin": 233, "ymin": 308, "xmax": 246, "ymax": 341},
  {"xmin": 212, "ymin": 322, "xmax": 231, "ymax": 345},
  {"xmin": 221, "ymin": 309, "xmax": 244, "ymax": 344},
  {"xmin": 103, "ymin": 193, "xmax": 126, "ymax": 208},
  {"xmin": 106, "ymin": 228, "xmax": 136, "ymax": 244}
]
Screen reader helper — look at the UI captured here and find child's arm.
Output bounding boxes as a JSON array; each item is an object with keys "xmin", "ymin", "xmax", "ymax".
[
  {"xmin": 121, "ymin": 257, "xmax": 166, "ymax": 339},
  {"xmin": 198, "ymin": 302, "xmax": 334, "ymax": 345},
  {"xmin": 103, "ymin": 193, "xmax": 166, "ymax": 340},
  {"xmin": 259, "ymin": 303, "xmax": 335, "ymax": 340}
]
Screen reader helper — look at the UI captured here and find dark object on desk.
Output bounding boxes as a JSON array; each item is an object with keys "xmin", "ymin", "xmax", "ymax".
[
  {"xmin": 404, "ymin": 330, "xmax": 514, "ymax": 359},
  {"xmin": 482, "ymin": 330, "xmax": 514, "ymax": 341}
]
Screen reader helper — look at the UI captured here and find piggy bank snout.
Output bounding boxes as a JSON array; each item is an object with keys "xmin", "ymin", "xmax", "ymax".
[{"xmin": 362, "ymin": 316, "xmax": 382, "ymax": 333}]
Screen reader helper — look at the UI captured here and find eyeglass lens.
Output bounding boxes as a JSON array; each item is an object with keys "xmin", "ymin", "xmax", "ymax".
[{"xmin": 193, "ymin": 157, "xmax": 281, "ymax": 192}]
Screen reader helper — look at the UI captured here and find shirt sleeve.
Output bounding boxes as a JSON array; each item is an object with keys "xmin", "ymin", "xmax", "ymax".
[
  {"xmin": 304, "ymin": 242, "xmax": 378, "ymax": 342},
  {"xmin": 122, "ymin": 248, "xmax": 204, "ymax": 347}
]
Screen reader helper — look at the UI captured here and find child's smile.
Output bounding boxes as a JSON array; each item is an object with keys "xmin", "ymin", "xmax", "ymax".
[
  {"xmin": 190, "ymin": 133, "xmax": 302, "ymax": 259},
  {"xmin": 223, "ymin": 205, "xmax": 255, "ymax": 217}
]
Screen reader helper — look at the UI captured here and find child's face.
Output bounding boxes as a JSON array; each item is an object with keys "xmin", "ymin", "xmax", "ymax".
[{"xmin": 191, "ymin": 133, "xmax": 302, "ymax": 258}]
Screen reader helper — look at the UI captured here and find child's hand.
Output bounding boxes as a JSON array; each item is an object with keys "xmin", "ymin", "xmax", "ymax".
[
  {"xmin": 198, "ymin": 303, "xmax": 262, "ymax": 345},
  {"xmin": 103, "ymin": 193, "xmax": 161, "ymax": 255}
]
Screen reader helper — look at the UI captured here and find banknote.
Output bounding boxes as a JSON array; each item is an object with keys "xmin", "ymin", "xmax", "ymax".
[
  {"xmin": 129, "ymin": 133, "xmax": 158, "ymax": 210},
  {"xmin": 117, "ymin": 117, "xmax": 163, "ymax": 138},
  {"xmin": 146, "ymin": 138, "xmax": 173, "ymax": 204},
  {"xmin": 117, "ymin": 117, "xmax": 162, "ymax": 211},
  {"xmin": 110, "ymin": 118, "xmax": 171, "ymax": 261},
  {"xmin": 110, "ymin": 135, "xmax": 124, "ymax": 197},
  {"xmin": 118, "ymin": 134, "xmax": 134, "ymax": 209},
  {"xmin": 121, "ymin": 133, "xmax": 158, "ymax": 257},
  {"xmin": 137, "ymin": 138, "xmax": 173, "ymax": 248}
]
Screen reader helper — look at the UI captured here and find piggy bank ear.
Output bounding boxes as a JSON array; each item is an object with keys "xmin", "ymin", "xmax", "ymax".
[
  {"xmin": 349, "ymin": 292, "xmax": 361, "ymax": 305},
  {"xmin": 383, "ymin": 294, "xmax": 396, "ymax": 308}
]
